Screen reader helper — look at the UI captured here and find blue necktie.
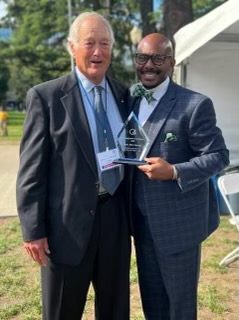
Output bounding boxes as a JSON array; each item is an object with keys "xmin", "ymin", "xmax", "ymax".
[{"xmin": 94, "ymin": 86, "xmax": 121, "ymax": 195}]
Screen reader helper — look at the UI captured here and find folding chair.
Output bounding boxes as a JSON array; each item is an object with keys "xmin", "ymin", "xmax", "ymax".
[{"xmin": 217, "ymin": 172, "xmax": 239, "ymax": 266}]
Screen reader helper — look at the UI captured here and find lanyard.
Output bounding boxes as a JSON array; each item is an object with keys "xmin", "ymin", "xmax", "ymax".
[{"xmin": 78, "ymin": 79, "xmax": 112, "ymax": 150}]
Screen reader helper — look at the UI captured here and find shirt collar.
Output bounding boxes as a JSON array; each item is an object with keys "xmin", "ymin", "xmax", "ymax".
[
  {"xmin": 142, "ymin": 76, "xmax": 170, "ymax": 101},
  {"xmin": 74, "ymin": 67, "xmax": 107, "ymax": 93}
]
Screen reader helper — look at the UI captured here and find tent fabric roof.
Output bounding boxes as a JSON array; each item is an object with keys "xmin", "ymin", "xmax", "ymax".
[{"xmin": 174, "ymin": 0, "xmax": 239, "ymax": 65}]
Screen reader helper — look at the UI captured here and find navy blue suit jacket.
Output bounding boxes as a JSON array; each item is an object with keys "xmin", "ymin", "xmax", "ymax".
[
  {"xmin": 130, "ymin": 80, "xmax": 229, "ymax": 254},
  {"xmin": 16, "ymin": 71, "xmax": 129, "ymax": 265}
]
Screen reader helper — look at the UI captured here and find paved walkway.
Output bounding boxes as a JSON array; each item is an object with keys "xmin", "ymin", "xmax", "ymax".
[{"xmin": 0, "ymin": 143, "xmax": 19, "ymax": 217}]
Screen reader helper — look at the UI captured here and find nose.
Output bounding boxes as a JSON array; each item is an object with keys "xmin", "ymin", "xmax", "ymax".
[
  {"xmin": 144, "ymin": 57, "xmax": 155, "ymax": 67},
  {"xmin": 93, "ymin": 44, "xmax": 102, "ymax": 55}
]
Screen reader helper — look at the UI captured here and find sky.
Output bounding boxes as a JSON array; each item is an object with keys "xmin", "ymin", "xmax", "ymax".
[
  {"xmin": 154, "ymin": 0, "xmax": 162, "ymax": 10},
  {"xmin": 0, "ymin": 1, "xmax": 6, "ymax": 18}
]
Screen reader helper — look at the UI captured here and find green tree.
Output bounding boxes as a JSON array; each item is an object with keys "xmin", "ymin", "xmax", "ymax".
[
  {"xmin": 140, "ymin": 1, "xmax": 156, "ymax": 36},
  {"xmin": 3, "ymin": 0, "xmax": 72, "ymax": 103},
  {"xmin": 193, "ymin": 0, "xmax": 226, "ymax": 19},
  {"xmin": 0, "ymin": 0, "xmax": 228, "ymax": 102},
  {"xmin": 0, "ymin": 0, "xmax": 140, "ymax": 101},
  {"xmin": 0, "ymin": 3, "xmax": 11, "ymax": 103},
  {"xmin": 159, "ymin": 0, "xmax": 193, "ymax": 44},
  {"xmin": 0, "ymin": 56, "xmax": 9, "ymax": 103}
]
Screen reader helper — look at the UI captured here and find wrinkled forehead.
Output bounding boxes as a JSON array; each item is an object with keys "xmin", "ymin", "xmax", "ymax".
[{"xmin": 79, "ymin": 18, "xmax": 111, "ymax": 40}]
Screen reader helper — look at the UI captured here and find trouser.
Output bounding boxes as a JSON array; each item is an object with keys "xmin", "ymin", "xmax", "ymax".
[
  {"xmin": 41, "ymin": 194, "xmax": 131, "ymax": 320},
  {"xmin": 134, "ymin": 209, "xmax": 201, "ymax": 320}
]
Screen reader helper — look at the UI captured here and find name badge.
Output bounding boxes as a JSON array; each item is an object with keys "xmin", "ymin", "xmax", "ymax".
[{"xmin": 97, "ymin": 148, "xmax": 121, "ymax": 172}]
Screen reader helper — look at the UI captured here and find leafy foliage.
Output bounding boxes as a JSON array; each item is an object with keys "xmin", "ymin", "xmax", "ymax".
[
  {"xmin": 0, "ymin": 0, "xmax": 228, "ymax": 104},
  {"xmin": 0, "ymin": 51, "xmax": 9, "ymax": 102},
  {"xmin": 193, "ymin": 0, "xmax": 227, "ymax": 19},
  {"xmin": 3, "ymin": 0, "xmax": 71, "ymax": 102}
]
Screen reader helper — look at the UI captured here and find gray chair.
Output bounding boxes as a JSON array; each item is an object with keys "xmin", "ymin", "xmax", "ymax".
[{"xmin": 217, "ymin": 172, "xmax": 239, "ymax": 266}]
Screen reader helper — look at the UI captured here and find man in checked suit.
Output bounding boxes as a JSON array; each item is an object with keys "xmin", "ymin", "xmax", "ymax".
[
  {"xmin": 129, "ymin": 33, "xmax": 229, "ymax": 319},
  {"xmin": 16, "ymin": 12, "xmax": 130, "ymax": 320}
]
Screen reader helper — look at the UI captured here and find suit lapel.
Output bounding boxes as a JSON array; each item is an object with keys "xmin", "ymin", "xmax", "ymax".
[
  {"xmin": 107, "ymin": 77, "xmax": 128, "ymax": 121},
  {"xmin": 143, "ymin": 81, "xmax": 177, "ymax": 154},
  {"xmin": 128, "ymin": 96, "xmax": 140, "ymax": 116},
  {"xmin": 60, "ymin": 72, "xmax": 98, "ymax": 177}
]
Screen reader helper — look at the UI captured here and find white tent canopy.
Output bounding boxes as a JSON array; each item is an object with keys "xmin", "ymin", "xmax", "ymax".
[
  {"xmin": 174, "ymin": 0, "xmax": 239, "ymax": 65},
  {"xmin": 174, "ymin": 0, "xmax": 239, "ymax": 165}
]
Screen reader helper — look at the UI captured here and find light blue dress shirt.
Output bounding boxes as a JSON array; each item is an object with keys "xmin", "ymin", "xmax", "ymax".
[{"xmin": 75, "ymin": 67, "xmax": 124, "ymax": 192}]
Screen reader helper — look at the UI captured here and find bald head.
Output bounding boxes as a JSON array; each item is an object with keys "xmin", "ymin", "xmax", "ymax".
[
  {"xmin": 135, "ymin": 33, "xmax": 175, "ymax": 89},
  {"xmin": 137, "ymin": 33, "xmax": 174, "ymax": 57}
]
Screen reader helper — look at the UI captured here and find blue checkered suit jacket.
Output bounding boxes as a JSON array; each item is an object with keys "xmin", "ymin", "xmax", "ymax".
[{"xmin": 130, "ymin": 80, "xmax": 229, "ymax": 255}]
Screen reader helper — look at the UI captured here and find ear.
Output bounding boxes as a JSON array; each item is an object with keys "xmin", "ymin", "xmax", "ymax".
[
  {"xmin": 68, "ymin": 40, "xmax": 76, "ymax": 57},
  {"xmin": 168, "ymin": 57, "xmax": 175, "ymax": 75},
  {"xmin": 171, "ymin": 57, "xmax": 176, "ymax": 69}
]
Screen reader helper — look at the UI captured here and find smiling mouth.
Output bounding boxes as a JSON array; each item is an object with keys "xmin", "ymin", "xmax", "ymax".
[
  {"xmin": 142, "ymin": 71, "xmax": 159, "ymax": 79},
  {"xmin": 142, "ymin": 70, "xmax": 159, "ymax": 75},
  {"xmin": 91, "ymin": 60, "xmax": 102, "ymax": 64}
]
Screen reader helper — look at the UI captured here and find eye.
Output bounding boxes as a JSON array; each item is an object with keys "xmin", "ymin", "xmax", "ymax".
[
  {"xmin": 153, "ymin": 54, "xmax": 164, "ymax": 63},
  {"xmin": 84, "ymin": 41, "xmax": 94, "ymax": 48},
  {"xmin": 100, "ymin": 40, "xmax": 110, "ymax": 48},
  {"xmin": 135, "ymin": 54, "xmax": 148, "ymax": 64}
]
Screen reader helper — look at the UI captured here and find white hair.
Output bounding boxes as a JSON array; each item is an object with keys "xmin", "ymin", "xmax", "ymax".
[{"xmin": 67, "ymin": 12, "xmax": 115, "ymax": 56}]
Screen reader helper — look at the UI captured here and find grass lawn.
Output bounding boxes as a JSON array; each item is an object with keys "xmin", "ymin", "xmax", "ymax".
[
  {"xmin": 0, "ymin": 111, "xmax": 25, "ymax": 142},
  {"xmin": 0, "ymin": 216, "xmax": 238, "ymax": 320}
]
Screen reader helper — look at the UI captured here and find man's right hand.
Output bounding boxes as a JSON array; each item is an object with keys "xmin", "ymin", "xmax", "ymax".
[
  {"xmin": 24, "ymin": 237, "xmax": 50, "ymax": 266},
  {"xmin": 138, "ymin": 157, "xmax": 174, "ymax": 180}
]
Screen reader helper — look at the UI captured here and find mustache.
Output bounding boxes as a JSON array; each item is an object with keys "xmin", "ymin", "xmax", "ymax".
[{"xmin": 141, "ymin": 69, "xmax": 160, "ymax": 74}]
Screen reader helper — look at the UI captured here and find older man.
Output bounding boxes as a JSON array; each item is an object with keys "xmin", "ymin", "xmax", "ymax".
[{"xmin": 16, "ymin": 12, "xmax": 130, "ymax": 320}]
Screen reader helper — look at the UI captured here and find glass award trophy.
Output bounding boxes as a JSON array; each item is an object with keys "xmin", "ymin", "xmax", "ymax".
[{"xmin": 113, "ymin": 111, "xmax": 150, "ymax": 165}]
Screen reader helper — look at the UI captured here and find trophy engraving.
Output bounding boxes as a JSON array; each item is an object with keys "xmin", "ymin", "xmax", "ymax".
[{"xmin": 113, "ymin": 112, "xmax": 150, "ymax": 165}]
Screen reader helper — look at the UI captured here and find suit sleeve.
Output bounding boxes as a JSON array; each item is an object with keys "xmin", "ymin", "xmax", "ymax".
[
  {"xmin": 176, "ymin": 96, "xmax": 229, "ymax": 192},
  {"xmin": 16, "ymin": 87, "xmax": 50, "ymax": 241}
]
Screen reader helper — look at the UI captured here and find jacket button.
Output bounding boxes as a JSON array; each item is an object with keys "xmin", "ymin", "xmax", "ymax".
[{"xmin": 90, "ymin": 209, "xmax": 95, "ymax": 216}]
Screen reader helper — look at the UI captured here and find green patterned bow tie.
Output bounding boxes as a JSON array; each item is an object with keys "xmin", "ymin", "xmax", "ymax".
[{"xmin": 130, "ymin": 83, "xmax": 155, "ymax": 103}]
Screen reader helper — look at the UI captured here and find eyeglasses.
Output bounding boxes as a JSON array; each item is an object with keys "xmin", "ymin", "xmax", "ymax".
[{"xmin": 135, "ymin": 53, "xmax": 172, "ymax": 66}]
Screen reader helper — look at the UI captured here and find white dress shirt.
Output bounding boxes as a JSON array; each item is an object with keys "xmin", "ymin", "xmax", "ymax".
[{"xmin": 138, "ymin": 77, "xmax": 170, "ymax": 125}]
